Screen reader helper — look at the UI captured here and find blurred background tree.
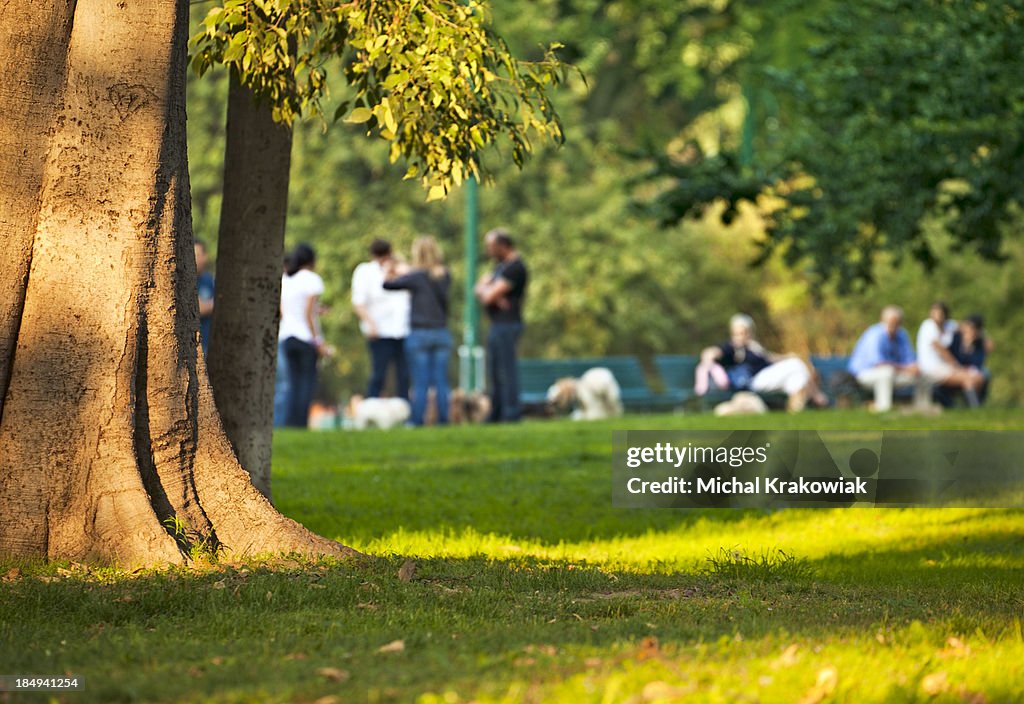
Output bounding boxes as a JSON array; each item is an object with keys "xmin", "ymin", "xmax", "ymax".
[{"xmin": 187, "ymin": 0, "xmax": 1024, "ymax": 406}]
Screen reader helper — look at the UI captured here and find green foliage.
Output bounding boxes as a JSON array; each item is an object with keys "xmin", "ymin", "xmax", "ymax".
[
  {"xmin": 648, "ymin": 0, "xmax": 1024, "ymax": 289},
  {"xmin": 189, "ymin": 0, "xmax": 570, "ymax": 196},
  {"xmin": 764, "ymin": 0, "xmax": 1024, "ymax": 286}
]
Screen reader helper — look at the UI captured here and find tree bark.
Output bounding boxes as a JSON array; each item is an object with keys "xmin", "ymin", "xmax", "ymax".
[
  {"xmin": 0, "ymin": 1, "xmax": 76, "ymax": 417},
  {"xmin": 206, "ymin": 70, "xmax": 294, "ymax": 501},
  {"xmin": 0, "ymin": 0, "xmax": 355, "ymax": 566}
]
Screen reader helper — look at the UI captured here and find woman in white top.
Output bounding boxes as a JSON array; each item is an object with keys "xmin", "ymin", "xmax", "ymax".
[
  {"xmin": 278, "ymin": 243, "xmax": 326, "ymax": 427},
  {"xmin": 916, "ymin": 302, "xmax": 984, "ymax": 406}
]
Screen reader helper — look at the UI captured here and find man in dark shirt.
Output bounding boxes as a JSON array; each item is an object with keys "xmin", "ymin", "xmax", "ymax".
[{"xmin": 475, "ymin": 228, "xmax": 528, "ymax": 422}]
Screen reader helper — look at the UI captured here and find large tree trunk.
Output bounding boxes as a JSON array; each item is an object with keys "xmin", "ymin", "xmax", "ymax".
[
  {"xmin": 0, "ymin": 0, "xmax": 354, "ymax": 566},
  {"xmin": 206, "ymin": 70, "xmax": 294, "ymax": 502}
]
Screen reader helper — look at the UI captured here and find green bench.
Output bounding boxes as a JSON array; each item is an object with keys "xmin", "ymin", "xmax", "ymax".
[
  {"xmin": 652, "ymin": 354, "xmax": 779, "ymax": 410},
  {"xmin": 518, "ymin": 356, "xmax": 681, "ymax": 411},
  {"xmin": 656, "ymin": 353, "xmax": 858, "ymax": 410},
  {"xmin": 518, "ymin": 354, "xmax": 877, "ymax": 414},
  {"xmin": 811, "ymin": 355, "xmax": 915, "ymax": 404}
]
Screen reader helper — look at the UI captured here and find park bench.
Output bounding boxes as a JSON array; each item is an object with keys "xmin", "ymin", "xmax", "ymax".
[
  {"xmin": 811, "ymin": 355, "xmax": 917, "ymax": 406},
  {"xmin": 518, "ymin": 356, "xmax": 681, "ymax": 412},
  {"xmin": 653, "ymin": 353, "xmax": 788, "ymax": 410},
  {"xmin": 655, "ymin": 353, "xmax": 863, "ymax": 410}
]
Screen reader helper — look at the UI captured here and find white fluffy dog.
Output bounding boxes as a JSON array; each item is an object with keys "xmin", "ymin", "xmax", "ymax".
[
  {"xmin": 347, "ymin": 395, "xmax": 411, "ymax": 430},
  {"xmin": 547, "ymin": 367, "xmax": 624, "ymax": 420},
  {"xmin": 713, "ymin": 391, "xmax": 768, "ymax": 417}
]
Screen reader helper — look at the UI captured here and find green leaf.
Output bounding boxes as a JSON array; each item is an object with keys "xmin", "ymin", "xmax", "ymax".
[{"xmin": 345, "ymin": 107, "xmax": 374, "ymax": 123}]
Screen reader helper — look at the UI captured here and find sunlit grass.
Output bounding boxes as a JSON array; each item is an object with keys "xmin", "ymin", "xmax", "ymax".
[{"xmin": 1, "ymin": 409, "xmax": 1021, "ymax": 702}]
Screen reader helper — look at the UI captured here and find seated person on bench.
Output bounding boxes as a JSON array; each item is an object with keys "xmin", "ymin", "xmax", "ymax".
[
  {"xmin": 937, "ymin": 313, "xmax": 992, "ymax": 407},
  {"xmin": 695, "ymin": 313, "xmax": 827, "ymax": 412},
  {"xmin": 916, "ymin": 302, "xmax": 985, "ymax": 408},
  {"xmin": 849, "ymin": 305, "xmax": 931, "ymax": 413}
]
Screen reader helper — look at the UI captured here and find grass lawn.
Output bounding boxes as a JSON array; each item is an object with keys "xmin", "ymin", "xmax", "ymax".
[{"xmin": 2, "ymin": 409, "xmax": 1023, "ymax": 703}]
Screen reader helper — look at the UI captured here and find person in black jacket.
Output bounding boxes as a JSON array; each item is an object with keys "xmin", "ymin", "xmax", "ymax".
[
  {"xmin": 475, "ymin": 229, "xmax": 528, "ymax": 423},
  {"xmin": 383, "ymin": 236, "xmax": 452, "ymax": 425}
]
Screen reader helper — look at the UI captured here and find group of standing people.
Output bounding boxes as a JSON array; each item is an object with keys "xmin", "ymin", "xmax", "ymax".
[
  {"xmin": 273, "ymin": 228, "xmax": 529, "ymax": 429},
  {"xmin": 352, "ymin": 235, "xmax": 454, "ymax": 427}
]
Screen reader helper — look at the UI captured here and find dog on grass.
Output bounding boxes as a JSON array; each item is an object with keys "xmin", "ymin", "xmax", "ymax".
[
  {"xmin": 713, "ymin": 391, "xmax": 768, "ymax": 417},
  {"xmin": 346, "ymin": 395, "xmax": 411, "ymax": 430},
  {"xmin": 448, "ymin": 388, "xmax": 492, "ymax": 424},
  {"xmin": 546, "ymin": 367, "xmax": 624, "ymax": 420}
]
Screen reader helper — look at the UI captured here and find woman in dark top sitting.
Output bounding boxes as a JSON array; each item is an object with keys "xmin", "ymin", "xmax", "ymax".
[
  {"xmin": 694, "ymin": 313, "xmax": 828, "ymax": 411},
  {"xmin": 383, "ymin": 236, "xmax": 452, "ymax": 425},
  {"xmin": 944, "ymin": 314, "xmax": 992, "ymax": 405}
]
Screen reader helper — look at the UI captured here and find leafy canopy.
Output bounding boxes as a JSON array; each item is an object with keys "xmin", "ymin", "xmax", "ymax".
[
  {"xmin": 646, "ymin": 0, "xmax": 1024, "ymax": 289},
  {"xmin": 190, "ymin": 0, "xmax": 570, "ymax": 199}
]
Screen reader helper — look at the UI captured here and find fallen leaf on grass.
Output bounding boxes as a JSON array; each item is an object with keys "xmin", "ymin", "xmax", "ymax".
[
  {"xmin": 636, "ymin": 636, "xmax": 660, "ymax": 662},
  {"xmin": 642, "ymin": 681, "xmax": 692, "ymax": 700},
  {"xmin": 773, "ymin": 643, "xmax": 800, "ymax": 668},
  {"xmin": 314, "ymin": 697, "xmax": 341, "ymax": 704},
  {"xmin": 283, "ymin": 653, "xmax": 308, "ymax": 661},
  {"xmin": 524, "ymin": 645, "xmax": 557, "ymax": 657},
  {"xmin": 356, "ymin": 602, "xmax": 378, "ymax": 611},
  {"xmin": 798, "ymin": 666, "xmax": 838, "ymax": 704},
  {"xmin": 956, "ymin": 686, "xmax": 988, "ymax": 704},
  {"xmin": 316, "ymin": 667, "xmax": 350, "ymax": 683},
  {"xmin": 377, "ymin": 640, "xmax": 405, "ymax": 654},
  {"xmin": 398, "ymin": 559, "xmax": 416, "ymax": 582},
  {"xmin": 939, "ymin": 637, "xmax": 971, "ymax": 658},
  {"xmin": 2, "ymin": 568, "xmax": 21, "ymax": 582},
  {"xmin": 921, "ymin": 671, "xmax": 949, "ymax": 696}
]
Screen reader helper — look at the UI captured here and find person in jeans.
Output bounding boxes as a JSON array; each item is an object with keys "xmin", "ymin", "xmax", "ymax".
[
  {"xmin": 278, "ymin": 243, "xmax": 327, "ymax": 428},
  {"xmin": 383, "ymin": 236, "xmax": 452, "ymax": 426},
  {"xmin": 194, "ymin": 239, "xmax": 215, "ymax": 355},
  {"xmin": 351, "ymin": 238, "xmax": 411, "ymax": 400},
  {"xmin": 917, "ymin": 301, "xmax": 985, "ymax": 407},
  {"xmin": 475, "ymin": 228, "xmax": 528, "ymax": 423}
]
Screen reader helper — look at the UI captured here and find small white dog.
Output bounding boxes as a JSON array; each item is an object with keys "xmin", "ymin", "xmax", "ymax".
[
  {"xmin": 347, "ymin": 395, "xmax": 411, "ymax": 430},
  {"xmin": 713, "ymin": 391, "xmax": 768, "ymax": 417},
  {"xmin": 547, "ymin": 367, "xmax": 624, "ymax": 420}
]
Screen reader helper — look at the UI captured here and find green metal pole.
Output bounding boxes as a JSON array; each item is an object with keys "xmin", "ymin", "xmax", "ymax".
[
  {"xmin": 740, "ymin": 84, "xmax": 755, "ymax": 169},
  {"xmin": 459, "ymin": 0, "xmax": 483, "ymax": 392},
  {"xmin": 462, "ymin": 176, "xmax": 480, "ymax": 390}
]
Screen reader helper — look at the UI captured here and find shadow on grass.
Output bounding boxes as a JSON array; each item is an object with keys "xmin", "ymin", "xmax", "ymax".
[{"xmin": 2, "ymin": 522, "xmax": 1022, "ymax": 703}]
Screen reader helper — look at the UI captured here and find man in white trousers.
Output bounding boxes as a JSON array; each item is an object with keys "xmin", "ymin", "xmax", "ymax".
[{"xmin": 848, "ymin": 305, "xmax": 931, "ymax": 412}]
